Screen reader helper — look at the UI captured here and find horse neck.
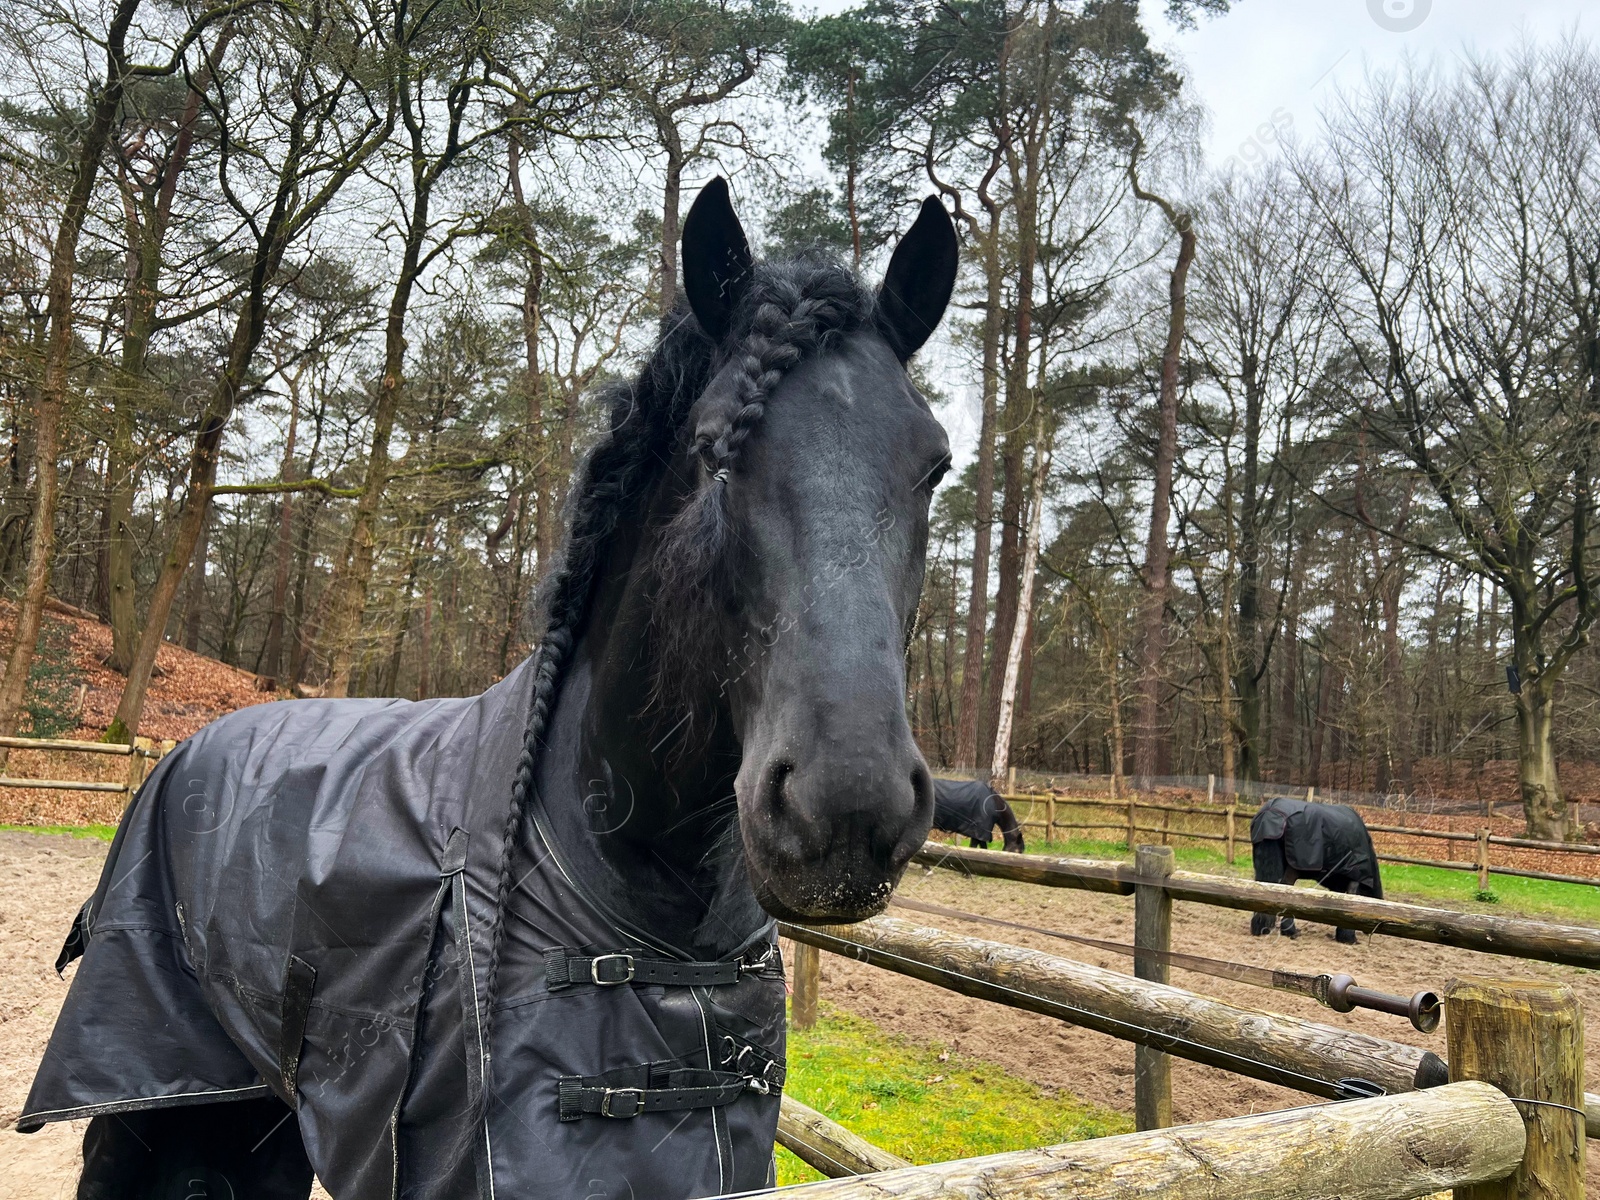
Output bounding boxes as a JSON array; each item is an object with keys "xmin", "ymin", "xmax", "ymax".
[{"xmin": 530, "ymin": 489, "xmax": 764, "ymax": 960}]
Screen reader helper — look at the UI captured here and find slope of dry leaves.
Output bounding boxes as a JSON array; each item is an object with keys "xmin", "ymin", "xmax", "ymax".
[{"xmin": 0, "ymin": 600, "xmax": 277, "ymax": 825}]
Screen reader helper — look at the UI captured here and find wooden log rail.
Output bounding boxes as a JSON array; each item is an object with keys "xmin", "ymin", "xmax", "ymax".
[
  {"xmin": 770, "ymin": 1081, "xmax": 1524, "ymax": 1199},
  {"xmin": 783, "ymin": 915, "xmax": 1447, "ymax": 1100},
  {"xmin": 778, "ymin": 1096, "xmax": 909, "ymax": 1177},
  {"xmin": 913, "ymin": 842, "xmax": 1600, "ymax": 968},
  {"xmin": 0, "ymin": 734, "xmax": 172, "ymax": 797},
  {"xmin": 781, "ymin": 913, "xmax": 1600, "ymax": 1141}
]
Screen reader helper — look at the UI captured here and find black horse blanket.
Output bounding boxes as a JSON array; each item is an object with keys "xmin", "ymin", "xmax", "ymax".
[
  {"xmin": 932, "ymin": 778, "xmax": 1004, "ymax": 842},
  {"xmin": 20, "ymin": 660, "xmax": 786, "ymax": 1200},
  {"xmin": 1249, "ymin": 796, "xmax": 1383, "ymax": 896}
]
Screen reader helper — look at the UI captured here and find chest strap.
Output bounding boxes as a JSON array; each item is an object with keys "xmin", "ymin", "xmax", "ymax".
[
  {"xmin": 545, "ymin": 945, "xmax": 780, "ymax": 989},
  {"xmin": 558, "ymin": 1063, "xmax": 754, "ymax": 1121}
]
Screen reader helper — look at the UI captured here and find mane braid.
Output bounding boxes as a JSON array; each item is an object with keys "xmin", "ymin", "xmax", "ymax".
[
  {"xmin": 472, "ymin": 256, "xmax": 873, "ymax": 1139},
  {"xmin": 648, "ymin": 258, "xmax": 873, "ymax": 724}
]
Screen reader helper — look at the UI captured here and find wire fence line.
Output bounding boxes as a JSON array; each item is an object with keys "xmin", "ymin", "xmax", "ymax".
[{"xmin": 934, "ymin": 766, "xmax": 1600, "ymax": 826}]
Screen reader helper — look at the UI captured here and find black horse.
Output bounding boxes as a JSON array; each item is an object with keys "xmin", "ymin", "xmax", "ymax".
[
  {"xmin": 932, "ymin": 777, "xmax": 1025, "ymax": 851},
  {"xmin": 21, "ymin": 179, "xmax": 957, "ymax": 1200},
  {"xmin": 1248, "ymin": 796, "xmax": 1382, "ymax": 944}
]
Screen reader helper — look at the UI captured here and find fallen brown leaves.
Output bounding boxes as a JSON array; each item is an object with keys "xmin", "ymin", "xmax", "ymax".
[{"xmin": 0, "ymin": 599, "xmax": 279, "ymax": 825}]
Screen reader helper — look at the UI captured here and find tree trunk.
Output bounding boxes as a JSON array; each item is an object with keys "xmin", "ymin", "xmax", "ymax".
[
  {"xmin": 990, "ymin": 420, "xmax": 1050, "ymax": 787},
  {"xmin": 1231, "ymin": 357, "xmax": 1263, "ymax": 780},
  {"xmin": 287, "ymin": 496, "xmax": 322, "ymax": 690},
  {"xmin": 418, "ymin": 538, "xmax": 433, "ymax": 700},
  {"xmin": 378, "ymin": 529, "xmax": 422, "ymax": 696},
  {"xmin": 508, "ymin": 138, "xmax": 555, "ymax": 574},
  {"xmin": 955, "ymin": 218, "xmax": 1004, "ymax": 767},
  {"xmin": 1515, "ymin": 685, "xmax": 1567, "ymax": 840},
  {"xmin": 1132, "ymin": 196, "xmax": 1195, "ymax": 782},
  {"xmin": 181, "ymin": 499, "xmax": 210, "ymax": 653},
  {"xmin": 0, "ymin": 0, "xmax": 141, "ymax": 748},
  {"xmin": 261, "ymin": 376, "xmax": 300, "ymax": 681},
  {"xmin": 845, "ymin": 69, "xmax": 860, "ymax": 269},
  {"xmin": 658, "ymin": 131, "xmax": 683, "ymax": 315},
  {"xmin": 983, "ymin": 181, "xmax": 1040, "ymax": 767}
]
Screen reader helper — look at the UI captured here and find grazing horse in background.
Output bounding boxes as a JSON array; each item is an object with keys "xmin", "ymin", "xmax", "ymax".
[
  {"xmin": 21, "ymin": 179, "xmax": 958, "ymax": 1200},
  {"xmin": 1248, "ymin": 796, "xmax": 1383, "ymax": 944},
  {"xmin": 932, "ymin": 777, "xmax": 1025, "ymax": 852}
]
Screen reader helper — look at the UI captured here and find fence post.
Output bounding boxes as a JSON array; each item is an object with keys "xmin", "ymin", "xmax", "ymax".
[
  {"xmin": 126, "ymin": 736, "xmax": 154, "ymax": 793},
  {"xmin": 1477, "ymin": 828, "xmax": 1492, "ymax": 892},
  {"xmin": 1226, "ymin": 796, "xmax": 1238, "ymax": 865},
  {"xmin": 1046, "ymin": 794, "xmax": 1056, "ymax": 845},
  {"xmin": 1307, "ymin": 785, "xmax": 1316, "ymax": 804},
  {"xmin": 1126, "ymin": 797, "xmax": 1136, "ymax": 850},
  {"xmin": 1207, "ymin": 773, "xmax": 1215, "ymax": 806},
  {"xmin": 791, "ymin": 942, "xmax": 821, "ymax": 1030},
  {"xmin": 1133, "ymin": 845, "xmax": 1175, "ymax": 1131},
  {"xmin": 1007, "ymin": 765, "xmax": 1016, "ymax": 793},
  {"xmin": 1445, "ymin": 977, "xmax": 1584, "ymax": 1199}
]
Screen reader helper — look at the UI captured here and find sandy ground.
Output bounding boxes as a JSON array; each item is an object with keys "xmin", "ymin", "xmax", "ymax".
[{"xmin": 3, "ymin": 830, "xmax": 1596, "ymax": 1196}]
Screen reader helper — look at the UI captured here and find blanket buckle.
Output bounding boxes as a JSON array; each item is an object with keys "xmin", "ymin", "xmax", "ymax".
[
  {"xmin": 600, "ymin": 1087, "xmax": 645, "ymax": 1117},
  {"xmin": 591, "ymin": 954, "xmax": 636, "ymax": 985}
]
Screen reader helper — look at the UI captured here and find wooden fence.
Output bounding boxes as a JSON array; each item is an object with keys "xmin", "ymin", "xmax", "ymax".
[
  {"xmin": 0, "ymin": 734, "xmax": 171, "ymax": 801},
  {"xmin": 777, "ymin": 911, "xmax": 1586, "ymax": 1196},
  {"xmin": 774, "ymin": 1082, "xmax": 1527, "ymax": 1199},
  {"xmin": 776, "ymin": 835, "xmax": 1596, "ymax": 1197},
  {"xmin": 1002, "ymin": 788, "xmax": 1600, "ymax": 887}
]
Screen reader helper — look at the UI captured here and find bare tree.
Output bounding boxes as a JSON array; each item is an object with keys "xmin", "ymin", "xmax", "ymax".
[{"xmin": 1300, "ymin": 44, "xmax": 1600, "ymax": 836}]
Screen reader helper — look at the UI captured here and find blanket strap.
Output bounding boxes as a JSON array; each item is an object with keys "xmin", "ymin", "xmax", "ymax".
[
  {"xmin": 545, "ymin": 951, "xmax": 742, "ymax": 988},
  {"xmin": 557, "ymin": 1064, "xmax": 754, "ymax": 1122},
  {"xmin": 279, "ymin": 955, "xmax": 317, "ymax": 1098},
  {"xmin": 544, "ymin": 942, "xmax": 783, "ymax": 989},
  {"xmin": 715, "ymin": 1032, "xmax": 786, "ymax": 1093}
]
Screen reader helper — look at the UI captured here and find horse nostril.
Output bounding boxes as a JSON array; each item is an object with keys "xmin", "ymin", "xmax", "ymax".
[
  {"xmin": 765, "ymin": 759, "xmax": 794, "ymax": 815},
  {"xmin": 909, "ymin": 763, "xmax": 932, "ymax": 811}
]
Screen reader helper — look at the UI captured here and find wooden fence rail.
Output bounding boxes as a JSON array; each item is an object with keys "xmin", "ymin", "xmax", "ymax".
[
  {"xmin": 913, "ymin": 842, "xmax": 1600, "ymax": 969},
  {"xmin": 783, "ymin": 915, "xmax": 1448, "ymax": 1100},
  {"xmin": 777, "ymin": 1096, "xmax": 910, "ymax": 1177},
  {"xmin": 770, "ymin": 1081, "xmax": 1525, "ymax": 1199},
  {"xmin": 781, "ymin": 912, "xmax": 1600, "ymax": 1143},
  {"xmin": 0, "ymin": 734, "xmax": 172, "ymax": 799}
]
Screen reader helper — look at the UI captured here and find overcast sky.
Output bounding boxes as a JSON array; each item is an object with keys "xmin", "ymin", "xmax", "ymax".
[{"xmin": 1145, "ymin": 0, "xmax": 1592, "ymax": 167}]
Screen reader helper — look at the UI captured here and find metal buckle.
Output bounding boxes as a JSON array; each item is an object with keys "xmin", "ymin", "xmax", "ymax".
[
  {"xmin": 600, "ymin": 1087, "xmax": 644, "ymax": 1118},
  {"xmin": 590, "ymin": 954, "xmax": 636, "ymax": 985},
  {"xmin": 741, "ymin": 944, "xmax": 778, "ymax": 975}
]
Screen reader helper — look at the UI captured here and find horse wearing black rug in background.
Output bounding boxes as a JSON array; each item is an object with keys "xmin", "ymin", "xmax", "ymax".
[
  {"xmin": 932, "ymin": 778, "xmax": 1025, "ymax": 851},
  {"xmin": 21, "ymin": 179, "xmax": 958, "ymax": 1200},
  {"xmin": 1248, "ymin": 796, "xmax": 1382, "ymax": 944}
]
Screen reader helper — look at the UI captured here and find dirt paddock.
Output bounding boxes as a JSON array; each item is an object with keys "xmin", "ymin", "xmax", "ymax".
[{"xmin": 4, "ymin": 830, "xmax": 1597, "ymax": 1196}]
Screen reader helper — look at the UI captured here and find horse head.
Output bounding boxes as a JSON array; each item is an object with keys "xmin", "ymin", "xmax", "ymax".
[{"xmin": 647, "ymin": 178, "xmax": 956, "ymax": 923}]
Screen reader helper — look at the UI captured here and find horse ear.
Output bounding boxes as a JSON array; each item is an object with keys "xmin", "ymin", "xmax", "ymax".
[
  {"xmin": 681, "ymin": 177, "xmax": 753, "ymax": 342},
  {"xmin": 876, "ymin": 196, "xmax": 958, "ymax": 362}
]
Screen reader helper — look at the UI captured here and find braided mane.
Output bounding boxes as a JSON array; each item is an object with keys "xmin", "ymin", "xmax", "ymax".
[{"xmin": 475, "ymin": 256, "xmax": 875, "ymax": 1125}]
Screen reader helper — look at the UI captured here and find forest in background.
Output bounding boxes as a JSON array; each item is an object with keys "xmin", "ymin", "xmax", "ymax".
[{"xmin": 3, "ymin": 0, "xmax": 1600, "ymax": 838}]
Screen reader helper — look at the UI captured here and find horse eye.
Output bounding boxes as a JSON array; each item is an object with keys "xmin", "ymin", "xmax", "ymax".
[{"xmin": 924, "ymin": 456, "xmax": 952, "ymax": 490}]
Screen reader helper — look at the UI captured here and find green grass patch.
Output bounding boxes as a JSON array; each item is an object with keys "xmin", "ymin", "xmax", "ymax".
[
  {"xmin": 1016, "ymin": 836, "xmax": 1600, "ymax": 926},
  {"xmin": 778, "ymin": 1003, "xmax": 1128, "ymax": 1185},
  {"xmin": 0, "ymin": 822, "xmax": 116, "ymax": 840}
]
